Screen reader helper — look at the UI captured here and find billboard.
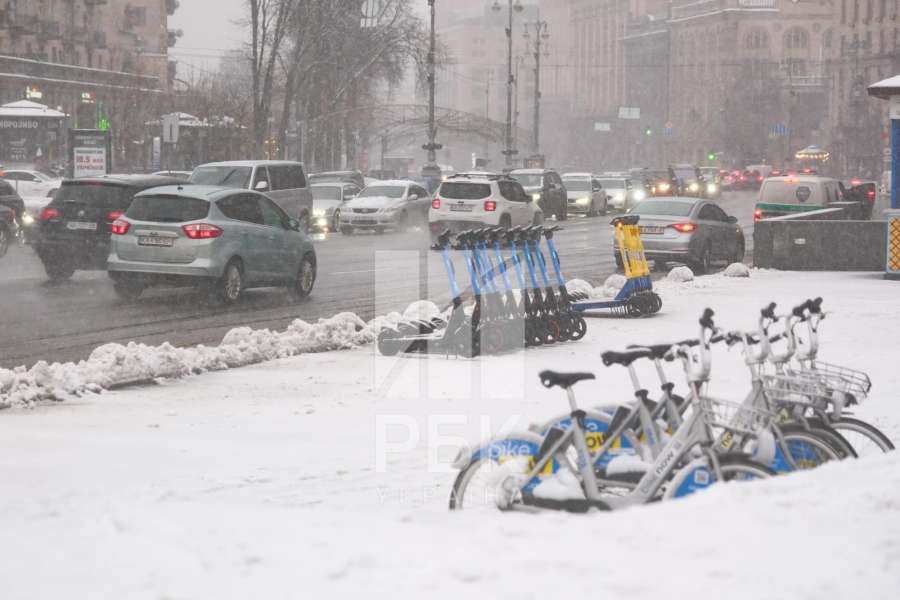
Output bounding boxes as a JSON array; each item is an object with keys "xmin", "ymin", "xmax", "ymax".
[{"xmin": 67, "ymin": 129, "xmax": 111, "ymax": 178}]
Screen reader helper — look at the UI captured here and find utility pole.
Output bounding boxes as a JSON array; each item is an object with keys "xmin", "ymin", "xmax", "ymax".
[
  {"xmin": 513, "ymin": 56, "xmax": 524, "ymax": 143},
  {"xmin": 523, "ymin": 19, "xmax": 549, "ymax": 157},
  {"xmin": 493, "ymin": 0, "xmax": 523, "ymax": 168},
  {"xmin": 421, "ymin": 0, "xmax": 442, "ymax": 180}
]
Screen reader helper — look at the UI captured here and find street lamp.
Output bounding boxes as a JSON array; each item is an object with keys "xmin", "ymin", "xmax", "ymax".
[
  {"xmin": 421, "ymin": 0, "xmax": 442, "ymax": 180},
  {"xmin": 492, "ymin": 0, "xmax": 524, "ymax": 167},
  {"xmin": 523, "ymin": 20, "xmax": 549, "ymax": 157}
]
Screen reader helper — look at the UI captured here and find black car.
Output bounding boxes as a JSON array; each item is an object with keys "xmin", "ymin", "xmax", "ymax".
[
  {"xmin": 33, "ymin": 174, "xmax": 185, "ymax": 281},
  {"xmin": 637, "ymin": 168, "xmax": 678, "ymax": 197},
  {"xmin": 509, "ymin": 168, "xmax": 569, "ymax": 220}
]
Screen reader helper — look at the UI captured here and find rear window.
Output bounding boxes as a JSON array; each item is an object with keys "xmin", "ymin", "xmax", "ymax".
[
  {"xmin": 672, "ymin": 167, "xmax": 697, "ymax": 180},
  {"xmin": 126, "ymin": 195, "xmax": 209, "ymax": 223},
  {"xmin": 359, "ymin": 185, "xmax": 405, "ymax": 198},
  {"xmin": 597, "ymin": 178, "xmax": 626, "ymax": 189},
  {"xmin": 312, "ymin": 186, "xmax": 341, "ymax": 201},
  {"xmin": 54, "ymin": 182, "xmax": 134, "ymax": 208},
  {"xmin": 190, "ymin": 166, "xmax": 252, "ymax": 188},
  {"xmin": 510, "ymin": 173, "xmax": 543, "ymax": 187},
  {"xmin": 440, "ymin": 181, "xmax": 491, "ymax": 200},
  {"xmin": 562, "ymin": 178, "xmax": 591, "ymax": 192},
  {"xmin": 630, "ymin": 200, "xmax": 693, "ymax": 217},
  {"xmin": 761, "ymin": 181, "xmax": 819, "ymax": 205}
]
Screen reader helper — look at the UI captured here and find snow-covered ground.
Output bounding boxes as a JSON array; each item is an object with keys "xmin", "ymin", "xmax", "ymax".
[{"xmin": 1, "ymin": 270, "xmax": 899, "ymax": 599}]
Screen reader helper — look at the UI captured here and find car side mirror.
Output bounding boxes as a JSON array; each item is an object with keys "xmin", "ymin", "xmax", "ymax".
[
  {"xmin": 727, "ymin": 215, "xmax": 738, "ymax": 224},
  {"xmin": 254, "ymin": 180, "xmax": 269, "ymax": 191}
]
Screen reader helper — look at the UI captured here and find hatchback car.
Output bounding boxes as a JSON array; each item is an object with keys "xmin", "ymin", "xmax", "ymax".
[
  {"xmin": 429, "ymin": 173, "xmax": 541, "ymax": 241},
  {"xmin": 561, "ymin": 173, "xmax": 608, "ymax": 217},
  {"xmin": 311, "ymin": 182, "xmax": 360, "ymax": 233},
  {"xmin": 339, "ymin": 180, "xmax": 430, "ymax": 234},
  {"xmin": 107, "ymin": 186, "xmax": 316, "ymax": 304},
  {"xmin": 32, "ymin": 174, "xmax": 185, "ymax": 281},
  {"xmin": 509, "ymin": 168, "xmax": 568, "ymax": 220},
  {"xmin": 615, "ymin": 198, "xmax": 744, "ymax": 273}
]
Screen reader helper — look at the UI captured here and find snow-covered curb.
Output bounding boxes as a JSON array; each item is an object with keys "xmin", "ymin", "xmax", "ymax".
[{"xmin": 0, "ymin": 312, "xmax": 399, "ymax": 409}]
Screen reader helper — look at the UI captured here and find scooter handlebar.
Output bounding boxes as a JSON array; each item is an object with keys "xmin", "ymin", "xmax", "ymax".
[
  {"xmin": 760, "ymin": 302, "xmax": 777, "ymax": 320},
  {"xmin": 699, "ymin": 308, "xmax": 715, "ymax": 330}
]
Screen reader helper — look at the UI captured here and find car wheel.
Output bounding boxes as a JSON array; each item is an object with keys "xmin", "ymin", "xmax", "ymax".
[
  {"xmin": 211, "ymin": 259, "xmax": 244, "ymax": 305},
  {"xmin": 289, "ymin": 253, "xmax": 316, "ymax": 300},
  {"xmin": 732, "ymin": 236, "xmax": 745, "ymax": 264},
  {"xmin": 693, "ymin": 243, "xmax": 712, "ymax": 274},
  {"xmin": 0, "ymin": 223, "xmax": 9, "ymax": 258},
  {"xmin": 113, "ymin": 277, "xmax": 144, "ymax": 301},
  {"xmin": 43, "ymin": 257, "xmax": 75, "ymax": 282},
  {"xmin": 332, "ymin": 210, "xmax": 341, "ymax": 232},
  {"xmin": 340, "ymin": 226, "xmax": 354, "ymax": 235}
]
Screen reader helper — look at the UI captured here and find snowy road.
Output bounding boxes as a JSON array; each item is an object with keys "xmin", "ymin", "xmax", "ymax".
[
  {"xmin": 0, "ymin": 269, "xmax": 897, "ymax": 599},
  {"xmin": 0, "ymin": 191, "xmax": 757, "ymax": 369}
]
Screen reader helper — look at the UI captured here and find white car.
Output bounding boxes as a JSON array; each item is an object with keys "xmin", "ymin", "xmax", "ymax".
[
  {"xmin": 1, "ymin": 169, "xmax": 61, "ymax": 198},
  {"xmin": 311, "ymin": 182, "xmax": 360, "ymax": 232},
  {"xmin": 339, "ymin": 180, "xmax": 430, "ymax": 234},
  {"xmin": 597, "ymin": 175, "xmax": 647, "ymax": 211},
  {"xmin": 562, "ymin": 173, "xmax": 608, "ymax": 217},
  {"xmin": 428, "ymin": 173, "xmax": 542, "ymax": 240}
]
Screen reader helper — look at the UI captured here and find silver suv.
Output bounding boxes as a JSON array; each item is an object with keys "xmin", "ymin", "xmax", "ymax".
[{"xmin": 107, "ymin": 186, "xmax": 316, "ymax": 304}]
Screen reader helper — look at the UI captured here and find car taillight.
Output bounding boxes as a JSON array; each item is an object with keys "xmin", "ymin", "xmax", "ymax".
[
  {"xmin": 757, "ymin": 175, "xmax": 763, "ymax": 182},
  {"xmin": 106, "ymin": 210, "xmax": 124, "ymax": 221},
  {"xmin": 39, "ymin": 207, "xmax": 60, "ymax": 221},
  {"xmin": 753, "ymin": 209, "xmax": 763, "ymax": 222},
  {"xmin": 484, "ymin": 200, "xmax": 497, "ymax": 212},
  {"xmin": 431, "ymin": 198, "xmax": 441, "ymax": 209},
  {"xmin": 182, "ymin": 223, "xmax": 223, "ymax": 239},
  {"xmin": 867, "ymin": 189, "xmax": 876, "ymax": 200},
  {"xmin": 670, "ymin": 223, "xmax": 696, "ymax": 233},
  {"xmin": 110, "ymin": 219, "xmax": 130, "ymax": 235}
]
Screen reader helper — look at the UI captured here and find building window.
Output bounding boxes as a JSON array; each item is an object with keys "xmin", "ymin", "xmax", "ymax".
[
  {"xmin": 852, "ymin": 0, "xmax": 859, "ymax": 24},
  {"xmin": 824, "ymin": 30, "xmax": 833, "ymax": 48},
  {"xmin": 745, "ymin": 29, "xmax": 769, "ymax": 49},
  {"xmin": 880, "ymin": 0, "xmax": 887, "ymax": 21},
  {"xmin": 784, "ymin": 27, "xmax": 809, "ymax": 50}
]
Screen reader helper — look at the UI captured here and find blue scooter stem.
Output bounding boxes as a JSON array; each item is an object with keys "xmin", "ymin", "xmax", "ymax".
[
  {"xmin": 492, "ymin": 239, "xmax": 514, "ymax": 292},
  {"xmin": 521, "ymin": 238, "xmax": 542, "ymax": 290},
  {"xmin": 531, "ymin": 237, "xmax": 554, "ymax": 288},
  {"xmin": 461, "ymin": 247, "xmax": 482, "ymax": 296},
  {"xmin": 544, "ymin": 236, "xmax": 567, "ymax": 288},
  {"xmin": 439, "ymin": 242, "xmax": 462, "ymax": 299},
  {"xmin": 474, "ymin": 241, "xmax": 499, "ymax": 294},
  {"xmin": 509, "ymin": 240, "xmax": 529, "ymax": 290}
]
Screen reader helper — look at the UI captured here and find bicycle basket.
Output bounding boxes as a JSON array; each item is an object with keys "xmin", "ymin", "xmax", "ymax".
[
  {"xmin": 789, "ymin": 361, "xmax": 871, "ymax": 404},
  {"xmin": 761, "ymin": 373, "xmax": 831, "ymax": 408},
  {"xmin": 698, "ymin": 396, "xmax": 773, "ymax": 436}
]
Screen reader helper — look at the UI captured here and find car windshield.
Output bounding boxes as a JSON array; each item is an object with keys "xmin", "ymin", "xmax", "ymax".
[
  {"xmin": 189, "ymin": 166, "xmax": 252, "ymax": 188},
  {"xmin": 672, "ymin": 168, "xmax": 698, "ymax": 180},
  {"xmin": 127, "ymin": 195, "xmax": 210, "ymax": 223},
  {"xmin": 312, "ymin": 186, "xmax": 342, "ymax": 201},
  {"xmin": 630, "ymin": 200, "xmax": 694, "ymax": 217},
  {"xmin": 440, "ymin": 181, "xmax": 491, "ymax": 200},
  {"xmin": 562, "ymin": 178, "xmax": 591, "ymax": 192},
  {"xmin": 54, "ymin": 182, "xmax": 134, "ymax": 208},
  {"xmin": 511, "ymin": 173, "xmax": 543, "ymax": 187},
  {"xmin": 358, "ymin": 185, "xmax": 404, "ymax": 199},
  {"xmin": 597, "ymin": 178, "xmax": 626, "ymax": 189},
  {"xmin": 643, "ymin": 170, "xmax": 669, "ymax": 181}
]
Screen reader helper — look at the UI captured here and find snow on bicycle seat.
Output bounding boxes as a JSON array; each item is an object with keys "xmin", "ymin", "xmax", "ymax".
[
  {"xmin": 539, "ymin": 370, "xmax": 596, "ymax": 389},
  {"xmin": 601, "ymin": 348, "xmax": 654, "ymax": 367}
]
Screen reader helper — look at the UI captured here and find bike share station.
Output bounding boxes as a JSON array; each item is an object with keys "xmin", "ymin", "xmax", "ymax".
[
  {"xmin": 867, "ymin": 75, "xmax": 900, "ymax": 280},
  {"xmin": 377, "ymin": 217, "xmax": 662, "ymax": 358}
]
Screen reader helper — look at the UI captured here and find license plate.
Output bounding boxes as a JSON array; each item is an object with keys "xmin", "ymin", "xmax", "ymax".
[
  {"xmin": 449, "ymin": 204, "xmax": 473, "ymax": 212},
  {"xmin": 138, "ymin": 236, "xmax": 174, "ymax": 247},
  {"xmin": 66, "ymin": 221, "xmax": 97, "ymax": 231},
  {"xmin": 640, "ymin": 226, "xmax": 665, "ymax": 234}
]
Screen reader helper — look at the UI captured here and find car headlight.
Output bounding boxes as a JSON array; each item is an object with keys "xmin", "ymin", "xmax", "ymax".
[
  {"xmin": 576, "ymin": 197, "xmax": 589, "ymax": 205},
  {"xmin": 316, "ymin": 217, "xmax": 328, "ymax": 227},
  {"xmin": 633, "ymin": 190, "xmax": 647, "ymax": 201},
  {"xmin": 658, "ymin": 182, "xmax": 670, "ymax": 192},
  {"xmin": 688, "ymin": 182, "xmax": 700, "ymax": 192},
  {"xmin": 707, "ymin": 183, "xmax": 718, "ymax": 194},
  {"xmin": 613, "ymin": 192, "xmax": 625, "ymax": 202},
  {"xmin": 22, "ymin": 213, "xmax": 35, "ymax": 225},
  {"xmin": 312, "ymin": 208, "xmax": 326, "ymax": 217},
  {"xmin": 532, "ymin": 193, "xmax": 541, "ymax": 201}
]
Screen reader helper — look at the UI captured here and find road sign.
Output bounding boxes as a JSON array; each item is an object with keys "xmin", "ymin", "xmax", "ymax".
[
  {"xmin": 618, "ymin": 106, "xmax": 640, "ymax": 120},
  {"xmin": 593, "ymin": 122, "xmax": 611, "ymax": 132},
  {"xmin": 162, "ymin": 113, "xmax": 179, "ymax": 144}
]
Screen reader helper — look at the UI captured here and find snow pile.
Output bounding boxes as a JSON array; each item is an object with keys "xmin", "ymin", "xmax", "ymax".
[
  {"xmin": 724, "ymin": 262, "xmax": 751, "ymax": 277},
  {"xmin": 402, "ymin": 300, "xmax": 442, "ymax": 322},
  {"xmin": 565, "ymin": 278, "xmax": 594, "ymax": 298},
  {"xmin": 666, "ymin": 265, "xmax": 694, "ymax": 282},
  {"xmin": 598, "ymin": 273, "xmax": 627, "ymax": 297},
  {"xmin": 0, "ymin": 312, "xmax": 394, "ymax": 409}
]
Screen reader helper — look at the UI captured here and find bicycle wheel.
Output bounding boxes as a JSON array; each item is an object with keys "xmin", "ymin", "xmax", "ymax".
[
  {"xmin": 449, "ymin": 432, "xmax": 547, "ymax": 511},
  {"xmin": 828, "ymin": 417, "xmax": 895, "ymax": 457},
  {"xmin": 801, "ymin": 420, "xmax": 857, "ymax": 460},
  {"xmin": 665, "ymin": 454, "xmax": 774, "ymax": 500},
  {"xmin": 771, "ymin": 427, "xmax": 841, "ymax": 472}
]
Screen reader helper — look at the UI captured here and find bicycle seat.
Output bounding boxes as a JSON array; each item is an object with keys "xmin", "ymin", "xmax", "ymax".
[
  {"xmin": 629, "ymin": 343, "xmax": 673, "ymax": 360},
  {"xmin": 601, "ymin": 348, "xmax": 653, "ymax": 367},
  {"xmin": 539, "ymin": 370, "xmax": 596, "ymax": 389}
]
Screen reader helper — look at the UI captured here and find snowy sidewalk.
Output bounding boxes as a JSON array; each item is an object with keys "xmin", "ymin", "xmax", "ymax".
[{"xmin": 1, "ymin": 270, "xmax": 898, "ymax": 599}]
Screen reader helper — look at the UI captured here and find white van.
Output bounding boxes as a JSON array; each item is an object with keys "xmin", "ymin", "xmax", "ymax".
[
  {"xmin": 755, "ymin": 175, "xmax": 844, "ymax": 220},
  {"xmin": 189, "ymin": 161, "xmax": 313, "ymax": 230}
]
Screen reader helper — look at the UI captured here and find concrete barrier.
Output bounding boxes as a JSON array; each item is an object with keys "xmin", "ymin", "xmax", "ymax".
[{"xmin": 753, "ymin": 210, "xmax": 887, "ymax": 271}]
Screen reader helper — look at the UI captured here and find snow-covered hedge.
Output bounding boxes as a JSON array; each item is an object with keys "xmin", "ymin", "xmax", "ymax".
[{"xmin": 0, "ymin": 312, "xmax": 398, "ymax": 409}]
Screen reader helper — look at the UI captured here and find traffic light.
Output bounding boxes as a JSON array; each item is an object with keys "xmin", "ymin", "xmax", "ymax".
[
  {"xmin": 98, "ymin": 117, "xmax": 110, "ymax": 131},
  {"xmin": 707, "ymin": 151, "xmax": 716, "ymax": 161},
  {"xmin": 644, "ymin": 126, "xmax": 652, "ymax": 136}
]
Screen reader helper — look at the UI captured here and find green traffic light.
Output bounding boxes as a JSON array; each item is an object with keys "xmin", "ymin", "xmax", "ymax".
[
  {"xmin": 707, "ymin": 153, "xmax": 715, "ymax": 161},
  {"xmin": 644, "ymin": 127, "xmax": 652, "ymax": 136}
]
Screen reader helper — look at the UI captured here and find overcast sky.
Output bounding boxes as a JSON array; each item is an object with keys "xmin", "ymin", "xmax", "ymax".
[{"xmin": 169, "ymin": 0, "xmax": 246, "ymax": 77}]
